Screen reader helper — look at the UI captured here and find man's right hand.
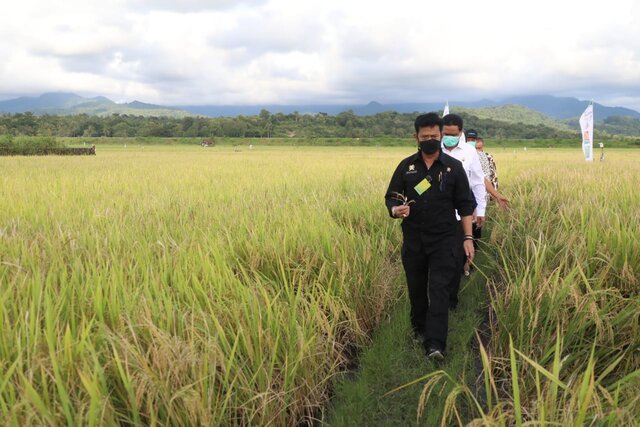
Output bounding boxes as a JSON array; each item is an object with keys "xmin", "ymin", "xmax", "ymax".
[{"xmin": 392, "ymin": 205, "xmax": 410, "ymax": 218}]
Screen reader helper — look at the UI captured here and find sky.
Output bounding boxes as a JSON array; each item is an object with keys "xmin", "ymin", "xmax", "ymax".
[{"xmin": 1, "ymin": 0, "xmax": 639, "ymax": 110}]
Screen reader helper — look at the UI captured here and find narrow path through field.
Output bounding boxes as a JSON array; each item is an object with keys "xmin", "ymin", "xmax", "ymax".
[{"xmin": 324, "ymin": 245, "xmax": 493, "ymax": 426}]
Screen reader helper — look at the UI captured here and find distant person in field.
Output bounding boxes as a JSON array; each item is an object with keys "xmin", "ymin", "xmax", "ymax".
[
  {"xmin": 385, "ymin": 113, "xmax": 475, "ymax": 360},
  {"xmin": 441, "ymin": 115, "xmax": 486, "ymax": 308}
]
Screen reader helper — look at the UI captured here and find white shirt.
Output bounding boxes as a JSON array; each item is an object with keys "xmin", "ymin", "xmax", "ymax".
[{"xmin": 442, "ymin": 141, "xmax": 487, "ymax": 217}]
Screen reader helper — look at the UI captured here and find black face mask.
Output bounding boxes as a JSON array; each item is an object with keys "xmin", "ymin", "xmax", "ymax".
[{"xmin": 419, "ymin": 139, "xmax": 440, "ymax": 155}]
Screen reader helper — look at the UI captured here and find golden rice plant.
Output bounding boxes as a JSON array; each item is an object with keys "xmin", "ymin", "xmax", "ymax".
[{"xmin": 0, "ymin": 146, "xmax": 405, "ymax": 425}]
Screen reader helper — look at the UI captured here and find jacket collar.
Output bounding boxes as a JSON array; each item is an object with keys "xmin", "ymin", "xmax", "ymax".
[{"xmin": 410, "ymin": 148, "xmax": 455, "ymax": 167}]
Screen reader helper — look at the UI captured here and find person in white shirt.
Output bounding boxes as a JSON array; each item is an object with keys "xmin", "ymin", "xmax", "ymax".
[{"xmin": 441, "ymin": 114, "xmax": 487, "ymax": 309}]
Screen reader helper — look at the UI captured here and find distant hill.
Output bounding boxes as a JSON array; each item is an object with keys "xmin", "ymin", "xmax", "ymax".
[
  {"xmin": 0, "ymin": 92, "xmax": 97, "ymax": 112},
  {"xmin": 178, "ymin": 95, "xmax": 639, "ymax": 122},
  {"xmin": 456, "ymin": 104, "xmax": 573, "ymax": 131},
  {"xmin": 2, "ymin": 93, "xmax": 639, "ymax": 129},
  {"xmin": 177, "ymin": 100, "xmax": 496, "ymax": 117},
  {"xmin": 0, "ymin": 93, "xmax": 193, "ymax": 117},
  {"xmin": 2, "ymin": 104, "xmax": 638, "ymax": 139},
  {"xmin": 175, "ymin": 102, "xmax": 412, "ymax": 117},
  {"xmin": 500, "ymin": 95, "xmax": 640, "ymax": 121},
  {"xmin": 564, "ymin": 115, "xmax": 640, "ymax": 137}
]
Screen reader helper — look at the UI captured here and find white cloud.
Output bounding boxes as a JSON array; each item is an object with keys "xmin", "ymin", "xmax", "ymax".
[
  {"xmin": 129, "ymin": 0, "xmax": 267, "ymax": 13},
  {"xmin": 0, "ymin": 0, "xmax": 639, "ymax": 111}
]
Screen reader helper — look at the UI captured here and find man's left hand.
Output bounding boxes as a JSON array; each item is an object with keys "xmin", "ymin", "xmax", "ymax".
[{"xmin": 475, "ymin": 216, "xmax": 485, "ymax": 228}]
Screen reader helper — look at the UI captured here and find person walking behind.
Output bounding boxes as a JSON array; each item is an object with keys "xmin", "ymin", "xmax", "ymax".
[
  {"xmin": 475, "ymin": 136, "xmax": 508, "ymax": 210},
  {"xmin": 385, "ymin": 113, "xmax": 475, "ymax": 360},
  {"xmin": 441, "ymin": 115, "xmax": 486, "ymax": 308}
]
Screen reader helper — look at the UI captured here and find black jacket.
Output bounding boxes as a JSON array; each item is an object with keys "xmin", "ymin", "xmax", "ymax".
[{"xmin": 385, "ymin": 149, "xmax": 476, "ymax": 238}]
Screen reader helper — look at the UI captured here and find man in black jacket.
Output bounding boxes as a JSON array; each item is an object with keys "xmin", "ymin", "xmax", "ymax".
[{"xmin": 385, "ymin": 113, "xmax": 476, "ymax": 359}]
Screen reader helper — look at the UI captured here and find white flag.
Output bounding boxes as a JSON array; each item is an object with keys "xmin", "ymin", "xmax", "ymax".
[
  {"xmin": 579, "ymin": 104, "xmax": 594, "ymax": 162},
  {"xmin": 443, "ymin": 101, "xmax": 449, "ymax": 117}
]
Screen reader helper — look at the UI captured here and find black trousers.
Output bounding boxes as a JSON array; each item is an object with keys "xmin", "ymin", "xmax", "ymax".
[
  {"xmin": 401, "ymin": 231, "xmax": 458, "ymax": 349},
  {"xmin": 449, "ymin": 222, "xmax": 466, "ymax": 308}
]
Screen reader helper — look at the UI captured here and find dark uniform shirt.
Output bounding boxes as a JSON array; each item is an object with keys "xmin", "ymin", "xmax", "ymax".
[{"xmin": 385, "ymin": 149, "xmax": 476, "ymax": 241}]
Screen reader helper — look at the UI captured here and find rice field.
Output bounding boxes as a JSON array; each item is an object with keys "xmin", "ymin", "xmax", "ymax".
[{"xmin": 1, "ymin": 145, "xmax": 639, "ymax": 425}]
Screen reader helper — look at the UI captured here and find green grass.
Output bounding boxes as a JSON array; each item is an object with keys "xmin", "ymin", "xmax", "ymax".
[
  {"xmin": 326, "ymin": 243, "xmax": 493, "ymax": 426},
  {"xmin": 328, "ymin": 149, "xmax": 640, "ymax": 426},
  {"xmin": 0, "ymin": 135, "xmax": 63, "ymax": 154}
]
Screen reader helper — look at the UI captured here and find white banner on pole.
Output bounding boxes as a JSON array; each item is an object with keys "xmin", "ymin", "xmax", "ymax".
[
  {"xmin": 579, "ymin": 104, "xmax": 594, "ymax": 162},
  {"xmin": 443, "ymin": 101, "xmax": 449, "ymax": 117}
]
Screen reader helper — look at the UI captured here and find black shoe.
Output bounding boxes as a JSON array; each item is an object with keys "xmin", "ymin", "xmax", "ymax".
[{"xmin": 426, "ymin": 347, "xmax": 445, "ymax": 361}]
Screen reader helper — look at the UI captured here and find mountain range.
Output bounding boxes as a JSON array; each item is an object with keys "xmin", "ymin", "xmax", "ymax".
[
  {"xmin": 177, "ymin": 96, "xmax": 640, "ymax": 121},
  {"xmin": 0, "ymin": 93, "xmax": 194, "ymax": 117},
  {"xmin": 1, "ymin": 93, "xmax": 639, "ymax": 125}
]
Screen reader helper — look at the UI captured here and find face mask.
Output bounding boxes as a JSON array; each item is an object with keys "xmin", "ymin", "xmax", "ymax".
[
  {"xmin": 442, "ymin": 135, "xmax": 460, "ymax": 148},
  {"xmin": 419, "ymin": 139, "xmax": 440, "ymax": 155},
  {"xmin": 468, "ymin": 142, "xmax": 477, "ymax": 149}
]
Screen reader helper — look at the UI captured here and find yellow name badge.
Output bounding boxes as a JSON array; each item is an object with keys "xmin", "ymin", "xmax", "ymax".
[{"xmin": 414, "ymin": 178, "xmax": 431, "ymax": 195}]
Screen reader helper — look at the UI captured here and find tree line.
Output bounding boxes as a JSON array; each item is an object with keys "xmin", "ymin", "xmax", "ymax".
[{"xmin": 0, "ymin": 110, "xmax": 594, "ymax": 140}]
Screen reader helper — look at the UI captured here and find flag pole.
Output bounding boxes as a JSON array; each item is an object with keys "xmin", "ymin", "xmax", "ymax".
[{"xmin": 591, "ymin": 99, "xmax": 604, "ymax": 161}]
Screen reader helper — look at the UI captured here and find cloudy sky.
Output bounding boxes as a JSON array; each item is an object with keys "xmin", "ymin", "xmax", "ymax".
[{"xmin": 1, "ymin": 0, "xmax": 639, "ymax": 110}]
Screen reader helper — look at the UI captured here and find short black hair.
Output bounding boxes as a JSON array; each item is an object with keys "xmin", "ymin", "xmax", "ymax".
[
  {"xmin": 465, "ymin": 129, "xmax": 478, "ymax": 138},
  {"xmin": 414, "ymin": 113, "xmax": 443, "ymax": 133},
  {"xmin": 442, "ymin": 114, "xmax": 463, "ymax": 131}
]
